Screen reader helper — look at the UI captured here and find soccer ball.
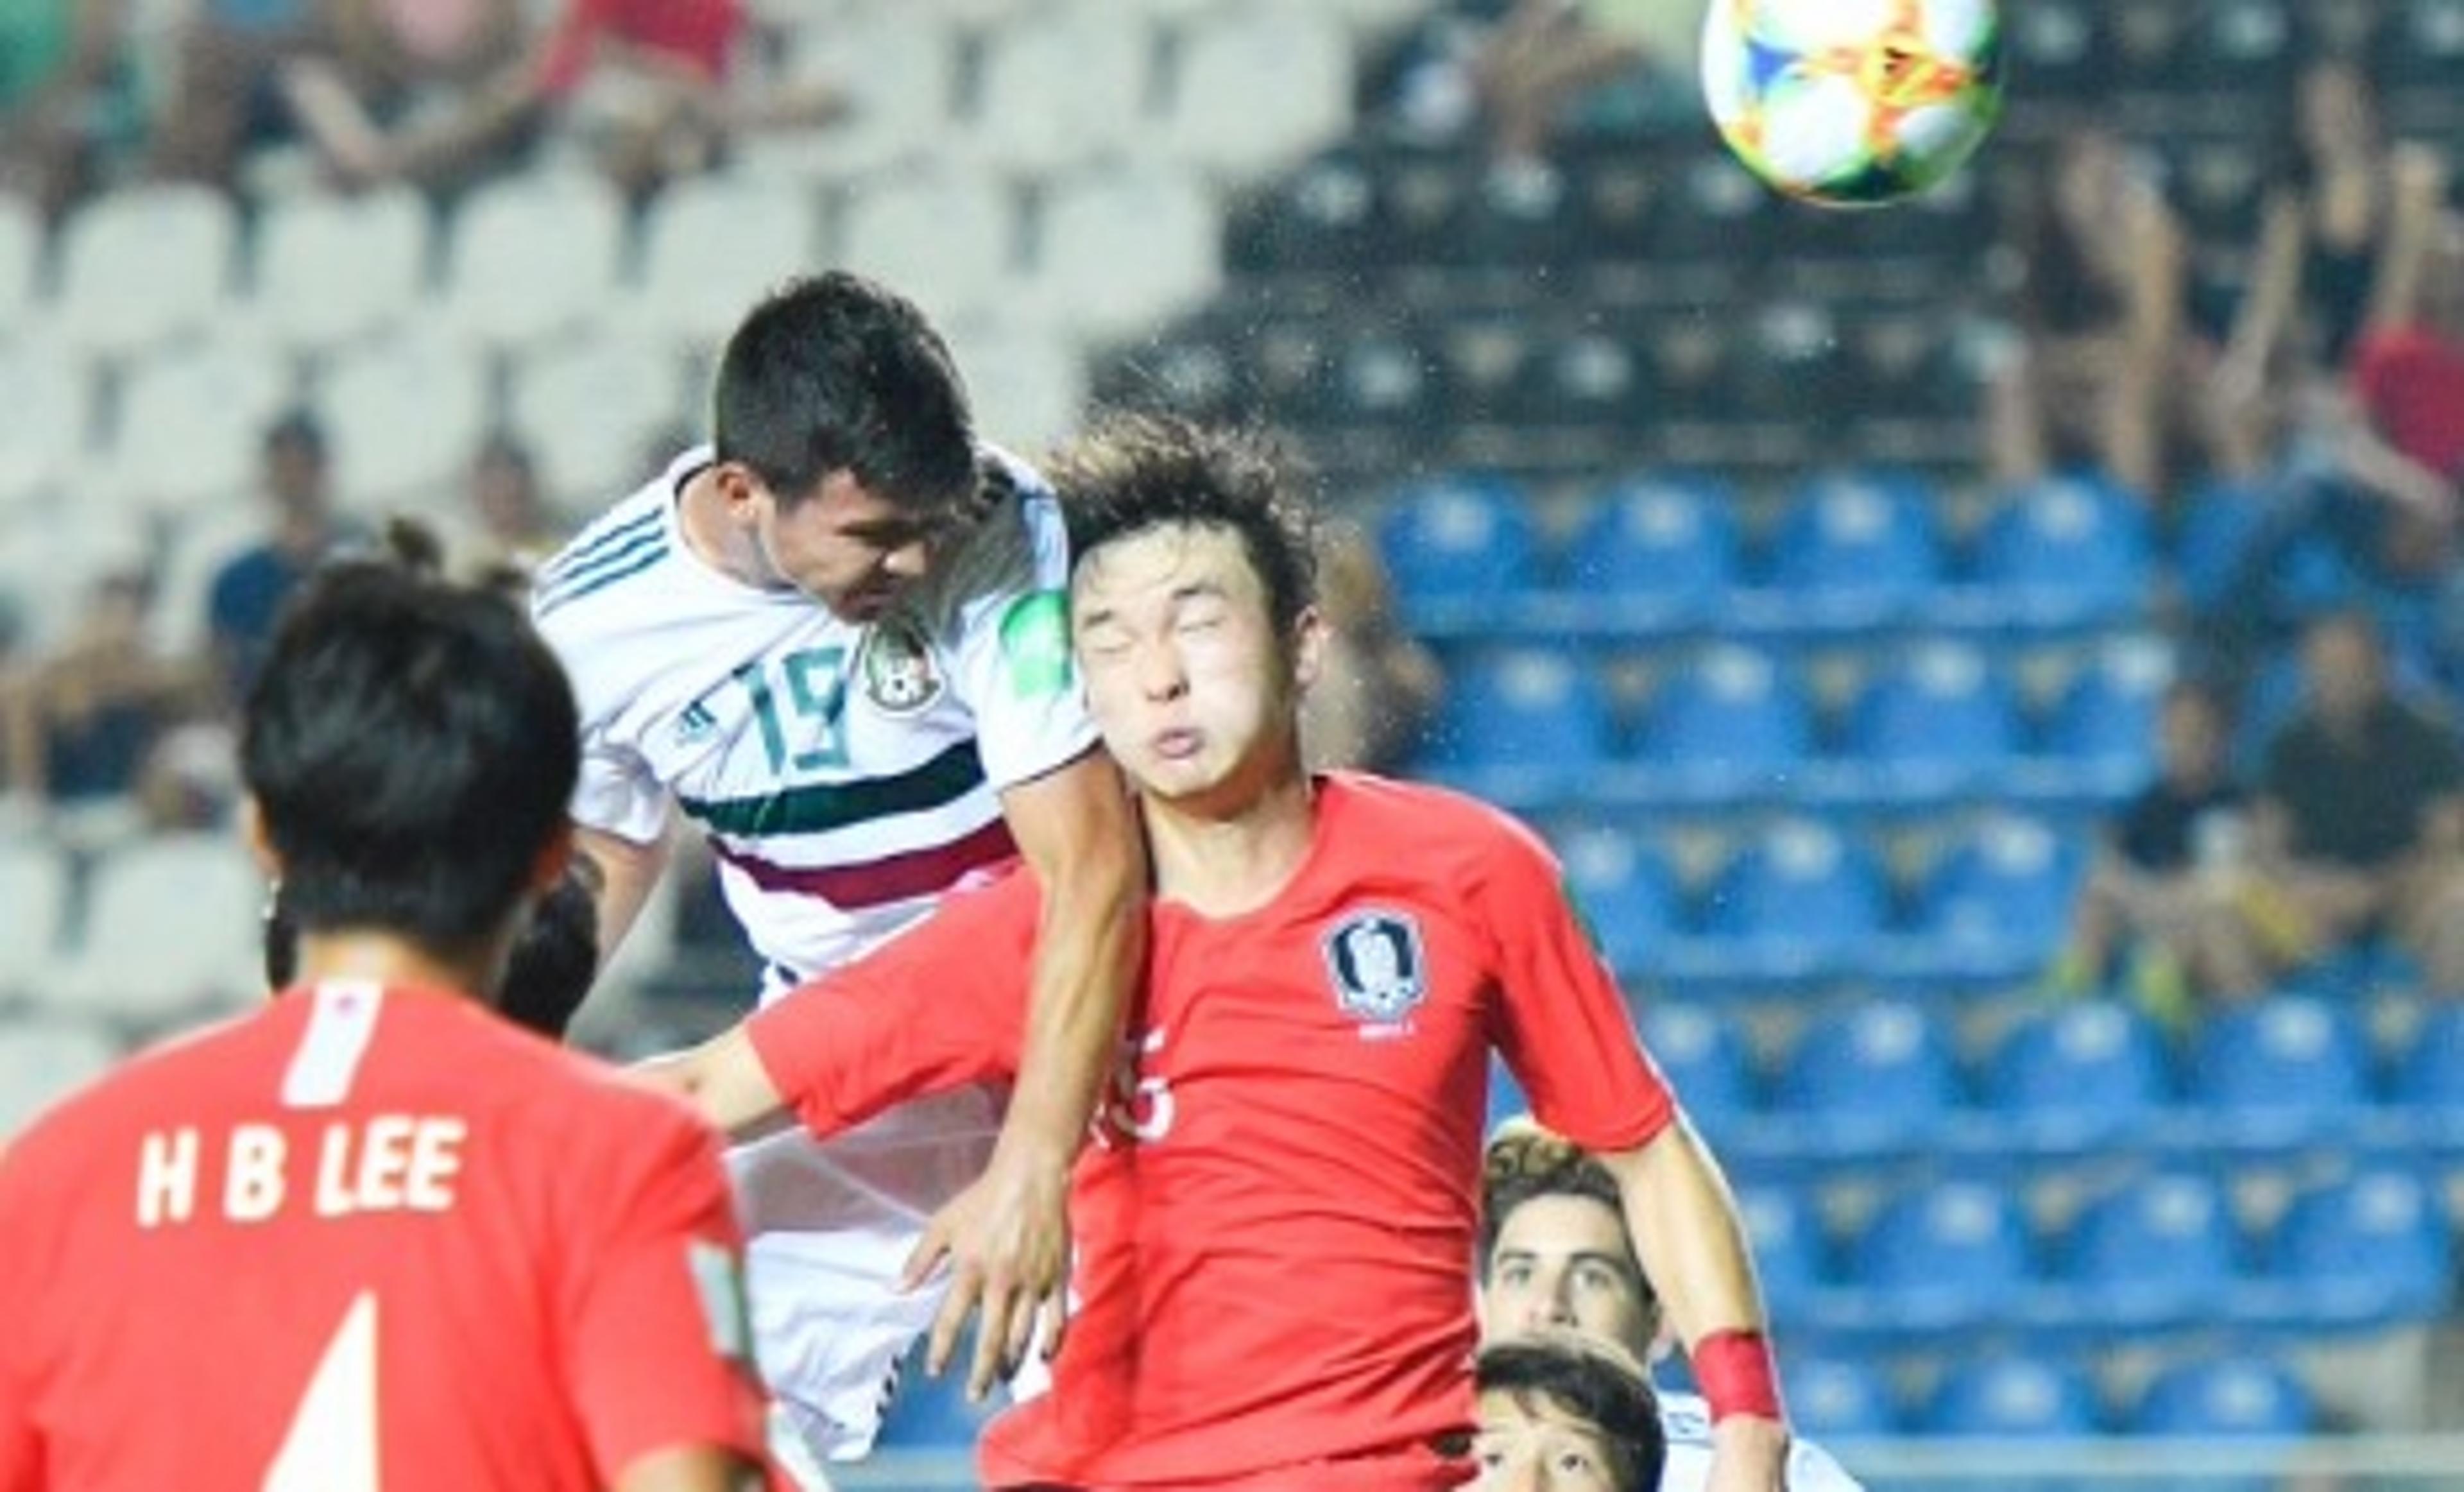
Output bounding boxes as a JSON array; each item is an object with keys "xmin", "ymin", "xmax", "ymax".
[{"xmin": 1700, "ymin": 0, "xmax": 2004, "ymax": 209}]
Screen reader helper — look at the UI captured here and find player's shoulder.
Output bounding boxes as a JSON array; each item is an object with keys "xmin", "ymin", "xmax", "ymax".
[
  {"xmin": 1321, "ymin": 771, "xmax": 1555, "ymax": 871},
  {"xmin": 531, "ymin": 450, "xmax": 699, "ymax": 631}
]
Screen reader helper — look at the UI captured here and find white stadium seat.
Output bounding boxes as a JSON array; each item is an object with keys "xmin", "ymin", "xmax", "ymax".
[
  {"xmin": 0, "ymin": 838, "xmax": 72, "ymax": 1002},
  {"xmin": 1162, "ymin": 8, "xmax": 1354, "ymax": 177},
  {"xmin": 312, "ymin": 327, "xmax": 489, "ymax": 512},
  {"xmin": 49, "ymin": 184, "xmax": 239, "ymax": 356},
  {"xmin": 0, "ymin": 1014, "xmax": 119, "ymax": 1137},
  {"xmin": 0, "ymin": 337, "xmax": 94, "ymax": 515},
  {"xmin": 964, "ymin": 10, "xmax": 1156, "ymax": 174},
  {"xmin": 439, "ymin": 171, "xmax": 627, "ymax": 348},
  {"xmin": 248, "ymin": 186, "xmax": 432, "ymax": 350},
  {"xmin": 635, "ymin": 175, "xmax": 825, "ymax": 351},
  {"xmin": 733, "ymin": 8, "xmax": 957, "ymax": 180},
  {"xmin": 1030, "ymin": 164, "xmax": 1222, "ymax": 341},
  {"xmin": 509, "ymin": 332, "xmax": 695, "ymax": 505},
  {"xmin": 837, "ymin": 167, "xmax": 1018, "ymax": 329},
  {"xmin": 55, "ymin": 832, "xmax": 268, "ymax": 1026},
  {"xmin": 939, "ymin": 316, "xmax": 1086, "ymax": 452},
  {"xmin": 103, "ymin": 336, "xmax": 296, "ymax": 517},
  {"xmin": 0, "ymin": 193, "xmax": 40, "ymax": 329}
]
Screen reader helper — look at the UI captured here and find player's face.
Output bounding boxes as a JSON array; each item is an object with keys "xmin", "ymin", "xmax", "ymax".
[
  {"xmin": 1072, "ymin": 523, "xmax": 1321, "ymax": 809},
  {"xmin": 1471, "ymin": 1389, "xmax": 1627, "ymax": 1492},
  {"xmin": 744, "ymin": 467, "xmax": 971, "ymax": 622},
  {"xmin": 1482, "ymin": 1196, "xmax": 1656, "ymax": 1360}
]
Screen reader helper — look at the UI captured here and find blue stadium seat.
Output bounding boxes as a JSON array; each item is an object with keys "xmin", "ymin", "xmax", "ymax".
[
  {"xmin": 1758, "ymin": 470, "xmax": 1947, "ymax": 628},
  {"xmin": 2038, "ymin": 638, "xmax": 2174, "ymax": 802},
  {"xmin": 1426, "ymin": 648, "xmax": 1615, "ymax": 775},
  {"xmin": 1555, "ymin": 825, "xmax": 1679, "ymax": 975},
  {"xmin": 1559, "ymin": 471, "xmax": 1740, "ymax": 624},
  {"xmin": 1848, "ymin": 1178, "xmax": 2034, "ymax": 1332},
  {"xmin": 1773, "ymin": 1000, "xmax": 1958, "ymax": 1154},
  {"xmin": 1922, "ymin": 1351, "xmax": 2102, "ymax": 1438},
  {"xmin": 1638, "ymin": 1002, "xmax": 1754, "ymax": 1131},
  {"xmin": 2129, "ymin": 1353, "xmax": 2312, "ymax": 1439},
  {"xmin": 1630, "ymin": 644, "xmax": 1813, "ymax": 802},
  {"xmin": 1984, "ymin": 1002, "xmax": 2174, "ymax": 1151},
  {"xmin": 2262, "ymin": 1167, "xmax": 2456, "ymax": 1329},
  {"xmin": 1686, "ymin": 819, "xmax": 1890, "ymax": 979},
  {"xmin": 1784, "ymin": 1356, "xmax": 1900, "ymax": 1441},
  {"xmin": 2172, "ymin": 477, "xmax": 2272, "ymax": 615},
  {"xmin": 1904, "ymin": 813, "xmax": 2081, "ymax": 980},
  {"xmin": 1377, "ymin": 474, "xmax": 1538, "ymax": 616},
  {"xmin": 1736, "ymin": 1182, "xmax": 1825, "ymax": 1312},
  {"xmin": 1967, "ymin": 476, "xmax": 2153, "ymax": 630},
  {"xmin": 2000, "ymin": 0, "xmax": 2108, "ymax": 101},
  {"xmin": 2057, "ymin": 1171, "xmax": 2244, "ymax": 1332},
  {"xmin": 2391, "ymin": 1004, "xmax": 2464, "ymax": 1129},
  {"xmin": 1832, "ymin": 640, "xmax": 2021, "ymax": 802},
  {"xmin": 2188, "ymin": 993, "xmax": 2373, "ymax": 1149}
]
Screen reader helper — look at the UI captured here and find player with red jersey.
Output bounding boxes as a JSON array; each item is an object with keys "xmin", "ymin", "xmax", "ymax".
[
  {"xmin": 649, "ymin": 416, "xmax": 1792, "ymax": 1491},
  {"xmin": 0, "ymin": 544, "xmax": 770, "ymax": 1492}
]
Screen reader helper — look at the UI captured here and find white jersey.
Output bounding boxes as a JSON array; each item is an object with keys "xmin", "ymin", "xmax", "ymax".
[
  {"xmin": 535, "ymin": 445, "xmax": 1097, "ymax": 982},
  {"xmin": 1657, "ymin": 1392, "xmax": 1865, "ymax": 1491}
]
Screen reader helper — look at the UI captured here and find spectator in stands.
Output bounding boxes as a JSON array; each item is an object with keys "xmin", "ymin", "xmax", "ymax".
[
  {"xmin": 1473, "ymin": 1330, "xmax": 1668, "ymax": 1492},
  {"xmin": 1984, "ymin": 124, "xmax": 2191, "ymax": 502},
  {"xmin": 1471, "ymin": 1, "xmax": 1697, "ymax": 167},
  {"xmin": 2048, "ymin": 679, "xmax": 2259, "ymax": 1015},
  {"xmin": 2243, "ymin": 610, "xmax": 2464, "ymax": 993},
  {"xmin": 0, "ymin": 0, "xmax": 130, "ymax": 216},
  {"xmin": 461, "ymin": 432, "xmax": 565, "ymax": 578},
  {"xmin": 150, "ymin": 0, "xmax": 322, "ymax": 189},
  {"xmin": 1300, "ymin": 521, "xmax": 1443, "ymax": 773},
  {"xmin": 205, "ymin": 410, "xmax": 354, "ymax": 705},
  {"xmin": 274, "ymin": 0, "xmax": 531, "ymax": 191},
  {"xmin": 0, "ymin": 564, "xmax": 206, "ymax": 814},
  {"xmin": 2217, "ymin": 60, "xmax": 2444, "ymax": 398}
]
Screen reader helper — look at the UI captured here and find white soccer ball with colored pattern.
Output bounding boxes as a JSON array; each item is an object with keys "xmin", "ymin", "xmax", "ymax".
[{"xmin": 1700, "ymin": 0, "xmax": 2005, "ymax": 208}]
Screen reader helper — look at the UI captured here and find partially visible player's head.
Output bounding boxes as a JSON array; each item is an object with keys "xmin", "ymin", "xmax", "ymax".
[
  {"xmin": 241, "ymin": 529, "xmax": 581, "ymax": 977},
  {"xmin": 1048, "ymin": 415, "xmax": 1323, "ymax": 814},
  {"xmin": 1479, "ymin": 1122, "xmax": 1661, "ymax": 1362},
  {"xmin": 707, "ymin": 272, "xmax": 984, "ymax": 621},
  {"xmin": 1472, "ymin": 1330, "xmax": 1667, "ymax": 1492}
]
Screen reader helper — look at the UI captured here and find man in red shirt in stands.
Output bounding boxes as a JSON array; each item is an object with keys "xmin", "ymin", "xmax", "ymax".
[
  {"xmin": 0, "ymin": 540, "xmax": 772, "ymax": 1492},
  {"xmin": 647, "ymin": 415, "xmax": 1791, "ymax": 1491}
]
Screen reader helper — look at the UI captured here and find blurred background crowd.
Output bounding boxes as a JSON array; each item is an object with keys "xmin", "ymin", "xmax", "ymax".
[{"xmin": 5, "ymin": 0, "xmax": 2464, "ymax": 1484}]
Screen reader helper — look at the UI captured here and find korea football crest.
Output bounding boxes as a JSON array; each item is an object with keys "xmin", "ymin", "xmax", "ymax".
[
  {"xmin": 1322, "ymin": 910, "xmax": 1427, "ymax": 1025},
  {"xmin": 857, "ymin": 615, "xmax": 943, "ymax": 717}
]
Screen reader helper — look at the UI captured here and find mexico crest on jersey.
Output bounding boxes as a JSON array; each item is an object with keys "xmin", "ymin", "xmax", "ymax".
[
  {"xmin": 858, "ymin": 616, "xmax": 943, "ymax": 717},
  {"xmin": 1322, "ymin": 910, "xmax": 1427, "ymax": 1024}
]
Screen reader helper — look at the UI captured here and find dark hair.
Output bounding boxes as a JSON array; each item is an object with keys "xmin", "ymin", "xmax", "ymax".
[
  {"xmin": 710, "ymin": 271, "xmax": 977, "ymax": 511},
  {"xmin": 241, "ymin": 533, "xmax": 581, "ymax": 957},
  {"xmin": 1476, "ymin": 1332, "xmax": 1668, "ymax": 1492},
  {"xmin": 1045, "ymin": 414, "xmax": 1318, "ymax": 637},
  {"xmin": 263, "ymin": 407, "xmax": 328, "ymax": 459},
  {"xmin": 1479, "ymin": 1122, "xmax": 1650, "ymax": 1297}
]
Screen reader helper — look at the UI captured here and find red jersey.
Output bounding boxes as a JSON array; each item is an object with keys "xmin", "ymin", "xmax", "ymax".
[
  {"xmin": 749, "ymin": 773, "xmax": 1676, "ymax": 1488},
  {"xmin": 537, "ymin": 0, "xmax": 743, "ymax": 94},
  {"xmin": 0, "ymin": 983, "xmax": 770, "ymax": 1492},
  {"xmin": 2354, "ymin": 324, "xmax": 2464, "ymax": 481}
]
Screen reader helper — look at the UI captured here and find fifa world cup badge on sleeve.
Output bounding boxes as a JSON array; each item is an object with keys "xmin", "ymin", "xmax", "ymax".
[{"xmin": 998, "ymin": 591, "xmax": 1074, "ymax": 699}]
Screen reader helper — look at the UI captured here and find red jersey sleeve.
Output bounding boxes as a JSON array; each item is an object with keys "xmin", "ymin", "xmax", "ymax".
[
  {"xmin": 747, "ymin": 873, "xmax": 1038, "ymax": 1138},
  {"xmin": 561, "ymin": 1101, "xmax": 769, "ymax": 1479},
  {"xmin": 0, "ymin": 1149, "xmax": 39, "ymax": 1492},
  {"xmin": 1477, "ymin": 813, "xmax": 1675, "ymax": 1153}
]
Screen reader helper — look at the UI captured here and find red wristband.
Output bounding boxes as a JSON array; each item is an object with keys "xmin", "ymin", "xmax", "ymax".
[{"xmin": 1693, "ymin": 1329, "xmax": 1786, "ymax": 1423}]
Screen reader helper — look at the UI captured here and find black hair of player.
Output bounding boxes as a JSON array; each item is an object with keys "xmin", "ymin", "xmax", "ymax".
[
  {"xmin": 241, "ymin": 530, "xmax": 581, "ymax": 959},
  {"xmin": 1475, "ymin": 1333, "xmax": 1668, "ymax": 1492},
  {"xmin": 1047, "ymin": 413, "xmax": 1319, "ymax": 640},
  {"xmin": 710, "ymin": 271, "xmax": 978, "ymax": 513}
]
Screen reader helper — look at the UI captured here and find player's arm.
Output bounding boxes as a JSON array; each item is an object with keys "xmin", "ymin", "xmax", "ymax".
[
  {"xmin": 633, "ymin": 1026, "xmax": 786, "ymax": 1140},
  {"xmin": 577, "ymin": 816, "xmax": 675, "ymax": 969},
  {"xmin": 914, "ymin": 746, "xmax": 1145, "ymax": 1394}
]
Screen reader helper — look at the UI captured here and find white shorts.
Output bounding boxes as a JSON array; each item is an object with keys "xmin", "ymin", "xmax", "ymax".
[{"xmin": 730, "ymin": 1083, "xmax": 1004, "ymax": 1475}]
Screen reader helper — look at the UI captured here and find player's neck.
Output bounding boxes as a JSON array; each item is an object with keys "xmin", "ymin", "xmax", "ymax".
[
  {"xmin": 1141, "ymin": 768, "xmax": 1317, "ymax": 920},
  {"xmin": 675, "ymin": 467, "xmax": 766, "ymax": 587},
  {"xmin": 287, "ymin": 930, "xmax": 504, "ymax": 1006}
]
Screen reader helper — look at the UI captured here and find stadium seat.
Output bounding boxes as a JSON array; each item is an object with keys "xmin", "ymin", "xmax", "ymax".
[
  {"xmin": 840, "ymin": 167, "xmax": 1020, "ymax": 329},
  {"xmin": 1425, "ymin": 649, "xmax": 1614, "ymax": 773},
  {"xmin": 1376, "ymin": 474, "xmax": 1539, "ymax": 613},
  {"xmin": 508, "ymin": 334, "xmax": 694, "ymax": 505},
  {"xmin": 2174, "ymin": 0, "xmax": 2297, "ymax": 101},
  {"xmin": 2057, "ymin": 1171, "xmax": 2243, "ymax": 1332},
  {"xmin": 2187, "ymin": 993, "xmax": 2373, "ymax": 1147},
  {"xmin": 2261, "ymin": 1167, "xmax": 2456, "ymax": 1328},
  {"xmin": 1730, "ymin": 297, "xmax": 1847, "ymax": 426},
  {"xmin": 1629, "ymin": 644, "xmax": 1812, "ymax": 800},
  {"xmin": 966, "ymin": 6, "xmax": 1154, "ymax": 174},
  {"xmin": 1636, "ymin": 1002, "xmax": 1754, "ymax": 1130},
  {"xmin": 248, "ymin": 186, "xmax": 431, "ymax": 350},
  {"xmin": 0, "ymin": 193, "xmax": 39, "ymax": 330},
  {"xmin": 1032, "ymin": 166, "xmax": 1222, "ymax": 343},
  {"xmin": 1966, "ymin": 475, "xmax": 2154, "ymax": 630},
  {"xmin": 1736, "ymin": 1182, "xmax": 1826, "ymax": 1312},
  {"xmin": 1772, "ymin": 999, "xmax": 1958, "ymax": 1154},
  {"xmin": 937, "ymin": 316, "xmax": 1088, "ymax": 452},
  {"xmin": 2390, "ymin": 1002, "xmax": 2464, "ymax": 1117},
  {"xmin": 312, "ymin": 327, "xmax": 489, "ymax": 511},
  {"xmin": 0, "ymin": 838, "xmax": 71, "ymax": 1001},
  {"xmin": 1758, "ymin": 470, "xmax": 1946, "ymax": 628},
  {"xmin": 1163, "ymin": 7, "xmax": 1353, "ymax": 176},
  {"xmin": 439, "ymin": 171, "xmax": 627, "ymax": 348},
  {"xmin": 1433, "ymin": 312, "xmax": 1544, "ymax": 428},
  {"xmin": 1688, "ymin": 819, "xmax": 1890, "ymax": 980},
  {"xmin": 0, "ymin": 338, "xmax": 94, "ymax": 515},
  {"xmin": 55, "ymin": 832, "xmax": 269, "ymax": 1026},
  {"xmin": 1922, "ymin": 1351, "xmax": 2102, "ymax": 1438},
  {"xmin": 1983, "ymin": 1002, "xmax": 2174, "ymax": 1150},
  {"xmin": 736, "ymin": 6, "xmax": 956, "ymax": 179},
  {"xmin": 2374, "ymin": 0, "xmax": 2464, "ymax": 98},
  {"xmin": 1783, "ymin": 1356, "xmax": 1899, "ymax": 1441},
  {"xmin": 1554, "ymin": 825, "xmax": 1680, "ymax": 977},
  {"xmin": 1847, "ymin": 1178, "xmax": 2034, "ymax": 1330},
  {"xmin": 1833, "ymin": 640, "xmax": 2021, "ymax": 802},
  {"xmin": 2038, "ymin": 636, "xmax": 2174, "ymax": 797},
  {"xmin": 1903, "ymin": 813, "xmax": 2080, "ymax": 979},
  {"xmin": 103, "ymin": 336, "xmax": 295, "ymax": 517},
  {"xmin": 633, "ymin": 174, "xmax": 825, "ymax": 352},
  {"xmin": 1321, "ymin": 325, "xmax": 1444, "ymax": 437},
  {"xmin": 1527, "ymin": 323, "xmax": 1654, "ymax": 432},
  {"xmin": 0, "ymin": 1013, "xmax": 119, "ymax": 1137},
  {"xmin": 2129, "ymin": 1353, "xmax": 2312, "ymax": 1439},
  {"xmin": 1221, "ymin": 146, "xmax": 1382, "ymax": 275},
  {"xmin": 51, "ymin": 184, "xmax": 238, "ymax": 356},
  {"xmin": 1643, "ymin": 151, "xmax": 1772, "ymax": 279},
  {"xmin": 1998, "ymin": 0, "xmax": 2107, "ymax": 102}
]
